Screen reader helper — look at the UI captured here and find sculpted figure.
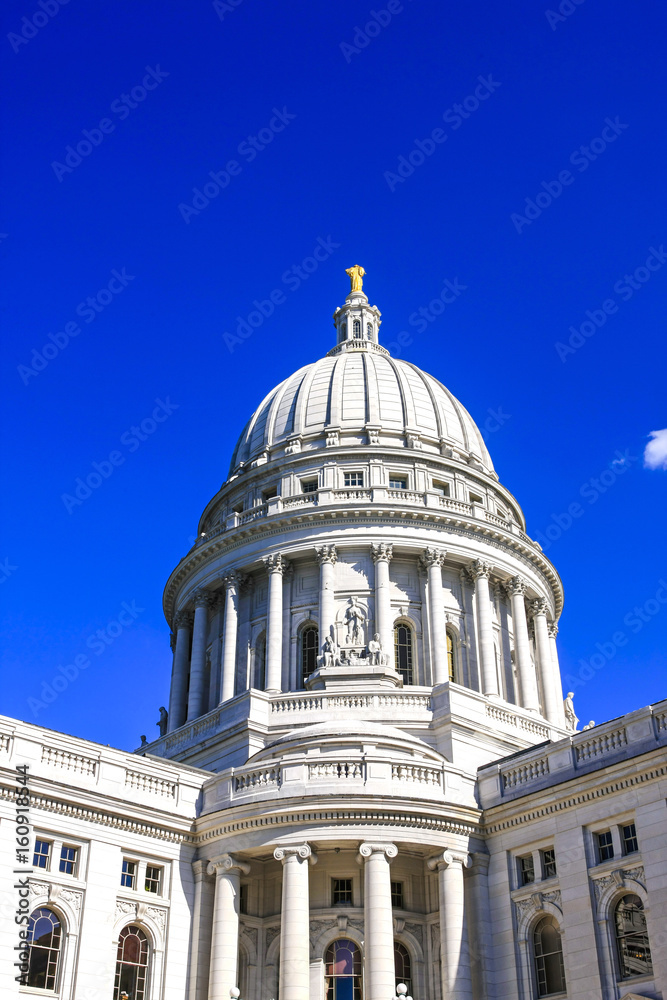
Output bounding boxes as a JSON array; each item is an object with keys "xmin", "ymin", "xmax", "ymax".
[
  {"xmin": 563, "ymin": 691, "xmax": 579, "ymax": 732},
  {"xmin": 322, "ymin": 634, "xmax": 338, "ymax": 667},
  {"xmin": 157, "ymin": 706, "xmax": 168, "ymax": 736},
  {"xmin": 345, "ymin": 264, "xmax": 365, "ymax": 293},
  {"xmin": 345, "ymin": 597, "xmax": 366, "ymax": 644},
  {"xmin": 582, "ymin": 720, "xmax": 596, "ymax": 731},
  {"xmin": 368, "ymin": 633, "xmax": 382, "ymax": 665}
]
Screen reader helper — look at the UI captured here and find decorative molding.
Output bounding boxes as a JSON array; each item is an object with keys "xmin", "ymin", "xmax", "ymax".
[
  {"xmin": 358, "ymin": 842, "xmax": 398, "ymax": 860},
  {"xmin": 192, "ymin": 589, "xmax": 216, "ymax": 610},
  {"xmin": 530, "ymin": 597, "xmax": 549, "ymax": 618},
  {"xmin": 404, "ymin": 921, "xmax": 425, "ymax": 946},
  {"xmin": 273, "ymin": 843, "xmax": 316, "ymax": 864},
  {"xmin": 592, "ymin": 866, "xmax": 646, "ymax": 902},
  {"xmin": 370, "ymin": 542, "xmax": 393, "ymax": 563},
  {"xmin": 427, "ymin": 849, "xmax": 472, "ymax": 871},
  {"xmin": 467, "ymin": 559, "xmax": 493, "ymax": 580},
  {"xmin": 419, "ymin": 547, "xmax": 445, "ymax": 569},
  {"xmin": 173, "ymin": 609, "xmax": 193, "ymax": 630},
  {"xmin": 315, "ymin": 544, "xmax": 337, "ymax": 566},
  {"xmin": 265, "ymin": 925, "xmax": 280, "ymax": 951},
  {"xmin": 263, "ymin": 553, "xmax": 290, "ymax": 575},
  {"xmin": 207, "ymin": 853, "xmax": 251, "ymax": 877},
  {"xmin": 506, "ymin": 575, "xmax": 527, "ymax": 597},
  {"xmin": 547, "ymin": 621, "xmax": 559, "ymax": 639}
]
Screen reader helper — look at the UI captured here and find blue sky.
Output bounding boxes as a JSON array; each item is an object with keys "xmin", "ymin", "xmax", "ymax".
[{"xmin": 1, "ymin": 0, "xmax": 665, "ymax": 751}]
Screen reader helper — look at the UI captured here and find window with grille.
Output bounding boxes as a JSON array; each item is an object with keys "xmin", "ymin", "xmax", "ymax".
[
  {"xmin": 344, "ymin": 472, "xmax": 364, "ymax": 487},
  {"xmin": 353, "ymin": 319, "xmax": 362, "ymax": 338},
  {"xmin": 394, "ymin": 624, "xmax": 414, "ymax": 685},
  {"xmin": 391, "ymin": 881, "xmax": 404, "ymax": 908},
  {"xmin": 302, "ymin": 479, "xmax": 318, "ymax": 493},
  {"xmin": 33, "ymin": 839, "xmax": 52, "ymax": 870},
  {"xmin": 27, "ymin": 908, "xmax": 62, "ymax": 990},
  {"xmin": 332, "ymin": 878, "xmax": 353, "ymax": 906},
  {"xmin": 433, "ymin": 479, "xmax": 450, "ymax": 496},
  {"xmin": 325, "ymin": 939, "xmax": 362, "ymax": 1000},
  {"xmin": 114, "ymin": 926, "xmax": 150, "ymax": 1000},
  {"xmin": 145, "ymin": 865, "xmax": 162, "ymax": 894},
  {"xmin": 253, "ymin": 632, "xmax": 266, "ymax": 689},
  {"xmin": 621, "ymin": 823, "xmax": 638, "ymax": 855},
  {"xmin": 59, "ymin": 845, "xmax": 78, "ymax": 876},
  {"xmin": 389, "ymin": 477, "xmax": 407, "ymax": 490},
  {"xmin": 301, "ymin": 625, "xmax": 319, "ymax": 686},
  {"xmin": 541, "ymin": 849, "xmax": 557, "ymax": 880},
  {"xmin": 446, "ymin": 630, "xmax": 456, "ymax": 682},
  {"xmin": 366, "ymin": 323, "xmax": 372, "ymax": 338},
  {"xmin": 519, "ymin": 855, "xmax": 535, "ymax": 886},
  {"xmin": 615, "ymin": 893, "xmax": 653, "ymax": 979},
  {"xmin": 596, "ymin": 831, "xmax": 614, "ymax": 863},
  {"xmin": 394, "ymin": 942, "xmax": 412, "ymax": 995},
  {"xmin": 239, "ymin": 883, "xmax": 248, "ymax": 914},
  {"xmin": 533, "ymin": 916, "xmax": 566, "ymax": 997},
  {"xmin": 121, "ymin": 859, "xmax": 137, "ymax": 889}
]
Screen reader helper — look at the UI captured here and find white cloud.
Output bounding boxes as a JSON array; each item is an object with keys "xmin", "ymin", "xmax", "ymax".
[{"xmin": 644, "ymin": 428, "xmax": 667, "ymax": 470}]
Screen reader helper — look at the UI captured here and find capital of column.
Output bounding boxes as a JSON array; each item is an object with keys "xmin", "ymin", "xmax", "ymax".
[
  {"xmin": 169, "ymin": 632, "xmax": 176, "ymax": 651},
  {"xmin": 371, "ymin": 542, "xmax": 393, "ymax": 563},
  {"xmin": 427, "ymin": 849, "xmax": 472, "ymax": 872},
  {"xmin": 357, "ymin": 842, "xmax": 398, "ymax": 862},
  {"xmin": 547, "ymin": 620, "xmax": 559, "ymax": 639},
  {"xmin": 273, "ymin": 843, "xmax": 317, "ymax": 865},
  {"xmin": 467, "ymin": 559, "xmax": 493, "ymax": 580},
  {"xmin": 506, "ymin": 575, "xmax": 527, "ymax": 597},
  {"xmin": 315, "ymin": 544, "xmax": 337, "ymax": 566},
  {"xmin": 530, "ymin": 597, "xmax": 549, "ymax": 618},
  {"xmin": 263, "ymin": 553, "xmax": 291, "ymax": 575},
  {"xmin": 192, "ymin": 588, "xmax": 216, "ymax": 611},
  {"xmin": 207, "ymin": 853, "xmax": 251, "ymax": 878},
  {"xmin": 419, "ymin": 547, "xmax": 445, "ymax": 569},
  {"xmin": 173, "ymin": 609, "xmax": 193, "ymax": 630},
  {"xmin": 468, "ymin": 851, "xmax": 491, "ymax": 875},
  {"xmin": 192, "ymin": 858, "xmax": 216, "ymax": 883}
]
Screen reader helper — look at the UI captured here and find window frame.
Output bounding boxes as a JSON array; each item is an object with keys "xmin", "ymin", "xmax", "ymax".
[
  {"xmin": 343, "ymin": 471, "xmax": 364, "ymax": 488},
  {"xmin": 114, "ymin": 924, "xmax": 151, "ymax": 1000},
  {"xmin": 300, "ymin": 623, "xmax": 319, "ymax": 688},
  {"xmin": 391, "ymin": 881, "xmax": 404, "ymax": 908},
  {"xmin": 144, "ymin": 864, "xmax": 163, "ymax": 895},
  {"xmin": 596, "ymin": 830, "xmax": 614, "ymax": 864},
  {"xmin": 325, "ymin": 938, "xmax": 362, "ymax": 1000},
  {"xmin": 33, "ymin": 838, "xmax": 53, "ymax": 870},
  {"xmin": 393, "ymin": 621, "xmax": 415, "ymax": 685},
  {"xmin": 532, "ymin": 914, "xmax": 566, "ymax": 997},
  {"xmin": 540, "ymin": 848, "xmax": 557, "ymax": 881},
  {"xmin": 58, "ymin": 844, "xmax": 79, "ymax": 877},
  {"xmin": 394, "ymin": 941, "xmax": 412, "ymax": 996},
  {"xmin": 620, "ymin": 822, "xmax": 638, "ymax": 856},
  {"xmin": 613, "ymin": 892, "xmax": 653, "ymax": 981},
  {"xmin": 27, "ymin": 906, "xmax": 63, "ymax": 992},
  {"xmin": 388, "ymin": 476, "xmax": 408, "ymax": 490},
  {"xmin": 518, "ymin": 854, "xmax": 536, "ymax": 886},
  {"xmin": 331, "ymin": 878, "xmax": 353, "ymax": 907},
  {"xmin": 121, "ymin": 858, "xmax": 138, "ymax": 890},
  {"xmin": 301, "ymin": 478, "xmax": 318, "ymax": 494},
  {"xmin": 432, "ymin": 478, "xmax": 451, "ymax": 497}
]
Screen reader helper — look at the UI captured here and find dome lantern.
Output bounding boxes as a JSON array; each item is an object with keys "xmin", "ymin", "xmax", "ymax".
[{"xmin": 330, "ymin": 265, "xmax": 385, "ymax": 355}]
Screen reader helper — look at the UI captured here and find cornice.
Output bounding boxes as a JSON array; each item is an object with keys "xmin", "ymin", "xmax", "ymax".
[{"xmin": 163, "ymin": 511, "xmax": 562, "ymax": 624}]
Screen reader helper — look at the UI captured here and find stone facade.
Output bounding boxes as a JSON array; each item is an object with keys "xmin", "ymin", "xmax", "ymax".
[{"xmin": 1, "ymin": 276, "xmax": 665, "ymax": 1000}]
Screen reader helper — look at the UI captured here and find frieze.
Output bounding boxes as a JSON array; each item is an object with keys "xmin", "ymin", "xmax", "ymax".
[
  {"xmin": 592, "ymin": 866, "xmax": 645, "ymax": 902},
  {"xmin": 265, "ymin": 925, "xmax": 280, "ymax": 951}
]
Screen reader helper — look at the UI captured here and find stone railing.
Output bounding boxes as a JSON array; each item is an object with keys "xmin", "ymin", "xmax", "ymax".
[
  {"xmin": 502, "ymin": 757, "xmax": 550, "ymax": 789},
  {"xmin": 486, "ymin": 703, "xmax": 550, "ymax": 739},
  {"xmin": 309, "ymin": 761, "xmax": 365, "ymax": 779},
  {"xmin": 392, "ymin": 763, "xmax": 443, "ymax": 786},
  {"xmin": 238, "ymin": 503, "xmax": 268, "ymax": 525},
  {"xmin": 41, "ymin": 746, "xmax": 97, "ymax": 777},
  {"xmin": 125, "ymin": 769, "xmax": 177, "ymax": 798},
  {"xmin": 387, "ymin": 489, "xmax": 423, "ymax": 503},
  {"xmin": 270, "ymin": 690, "xmax": 432, "ymax": 715},
  {"xmin": 575, "ymin": 727, "xmax": 627, "ymax": 762},
  {"xmin": 234, "ymin": 765, "xmax": 281, "ymax": 791},
  {"xmin": 332, "ymin": 488, "xmax": 373, "ymax": 502},
  {"xmin": 439, "ymin": 497, "xmax": 473, "ymax": 515}
]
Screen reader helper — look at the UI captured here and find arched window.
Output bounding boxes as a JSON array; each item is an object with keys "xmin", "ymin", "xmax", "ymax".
[
  {"xmin": 615, "ymin": 893, "xmax": 653, "ymax": 979},
  {"xmin": 27, "ymin": 907, "xmax": 62, "ymax": 990},
  {"xmin": 446, "ymin": 629, "xmax": 457, "ymax": 682},
  {"xmin": 394, "ymin": 942, "xmax": 412, "ymax": 995},
  {"xmin": 353, "ymin": 319, "xmax": 362, "ymax": 338},
  {"xmin": 238, "ymin": 945, "xmax": 249, "ymax": 998},
  {"xmin": 366, "ymin": 323, "xmax": 373, "ymax": 338},
  {"xmin": 394, "ymin": 623, "xmax": 414, "ymax": 685},
  {"xmin": 301, "ymin": 624, "xmax": 319, "ymax": 687},
  {"xmin": 340, "ymin": 322, "xmax": 347, "ymax": 340},
  {"xmin": 325, "ymin": 939, "xmax": 362, "ymax": 1000},
  {"xmin": 533, "ymin": 916, "xmax": 566, "ymax": 997},
  {"xmin": 114, "ymin": 925, "xmax": 150, "ymax": 1000},
  {"xmin": 253, "ymin": 631, "xmax": 266, "ymax": 689}
]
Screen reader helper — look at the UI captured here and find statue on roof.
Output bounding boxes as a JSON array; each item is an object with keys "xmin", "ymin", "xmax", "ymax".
[{"xmin": 345, "ymin": 265, "xmax": 365, "ymax": 293}]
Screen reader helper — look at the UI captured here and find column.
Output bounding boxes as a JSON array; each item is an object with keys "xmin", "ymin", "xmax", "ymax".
[
  {"xmin": 506, "ymin": 577, "xmax": 539, "ymax": 712},
  {"xmin": 207, "ymin": 854, "xmax": 250, "ymax": 1000},
  {"xmin": 220, "ymin": 572, "xmax": 240, "ymax": 704},
  {"xmin": 274, "ymin": 844, "xmax": 317, "ymax": 1000},
  {"xmin": 315, "ymin": 544, "xmax": 337, "ymax": 648},
  {"xmin": 531, "ymin": 599, "xmax": 560, "ymax": 724},
  {"xmin": 420, "ymin": 548, "xmax": 447, "ymax": 685},
  {"xmin": 428, "ymin": 849, "xmax": 473, "ymax": 1000},
  {"xmin": 468, "ymin": 560, "xmax": 498, "ymax": 698},
  {"xmin": 358, "ymin": 842, "xmax": 397, "ymax": 1000},
  {"xmin": 466, "ymin": 853, "xmax": 491, "ymax": 1000},
  {"xmin": 189, "ymin": 860, "xmax": 215, "ymax": 1000},
  {"xmin": 188, "ymin": 590, "xmax": 214, "ymax": 721},
  {"xmin": 168, "ymin": 610, "xmax": 192, "ymax": 732},
  {"xmin": 264, "ymin": 554, "xmax": 290, "ymax": 692},
  {"xmin": 548, "ymin": 620, "xmax": 566, "ymax": 726},
  {"xmin": 371, "ymin": 543, "xmax": 394, "ymax": 669}
]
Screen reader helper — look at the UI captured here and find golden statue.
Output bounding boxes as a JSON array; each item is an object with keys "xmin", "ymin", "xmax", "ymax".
[{"xmin": 345, "ymin": 265, "xmax": 365, "ymax": 293}]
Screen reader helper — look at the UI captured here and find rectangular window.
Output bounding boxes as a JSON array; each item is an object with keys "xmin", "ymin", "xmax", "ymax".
[
  {"xmin": 432, "ymin": 479, "xmax": 450, "ymax": 496},
  {"xmin": 301, "ymin": 479, "xmax": 318, "ymax": 493},
  {"xmin": 469, "ymin": 492, "xmax": 484, "ymax": 504},
  {"xmin": 33, "ymin": 839, "xmax": 52, "ymax": 870},
  {"xmin": 389, "ymin": 477, "xmax": 407, "ymax": 490},
  {"xmin": 121, "ymin": 858, "xmax": 137, "ymax": 889},
  {"xmin": 59, "ymin": 845, "xmax": 78, "ymax": 876},
  {"xmin": 596, "ymin": 830, "xmax": 614, "ymax": 863},
  {"xmin": 621, "ymin": 823, "xmax": 638, "ymax": 855},
  {"xmin": 541, "ymin": 848, "xmax": 557, "ymax": 880},
  {"xmin": 391, "ymin": 881, "xmax": 404, "ymax": 908},
  {"xmin": 262, "ymin": 486, "xmax": 278, "ymax": 503},
  {"xmin": 518, "ymin": 854, "xmax": 535, "ymax": 886},
  {"xmin": 239, "ymin": 883, "xmax": 248, "ymax": 914},
  {"xmin": 332, "ymin": 878, "xmax": 353, "ymax": 906},
  {"xmin": 145, "ymin": 865, "xmax": 162, "ymax": 894},
  {"xmin": 344, "ymin": 472, "xmax": 364, "ymax": 487}
]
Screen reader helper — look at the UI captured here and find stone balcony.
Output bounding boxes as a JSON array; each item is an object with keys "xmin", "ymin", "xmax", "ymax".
[{"xmin": 477, "ymin": 698, "xmax": 667, "ymax": 808}]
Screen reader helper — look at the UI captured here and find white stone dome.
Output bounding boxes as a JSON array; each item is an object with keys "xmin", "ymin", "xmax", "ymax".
[{"xmin": 229, "ymin": 349, "xmax": 494, "ymax": 475}]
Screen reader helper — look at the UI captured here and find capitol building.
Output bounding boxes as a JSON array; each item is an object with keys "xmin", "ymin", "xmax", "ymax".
[{"xmin": 2, "ymin": 268, "xmax": 666, "ymax": 1000}]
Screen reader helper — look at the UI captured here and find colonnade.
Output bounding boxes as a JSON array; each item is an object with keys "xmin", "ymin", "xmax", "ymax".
[
  {"xmin": 201, "ymin": 841, "xmax": 487, "ymax": 1000},
  {"xmin": 167, "ymin": 545, "xmax": 565, "ymax": 732}
]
